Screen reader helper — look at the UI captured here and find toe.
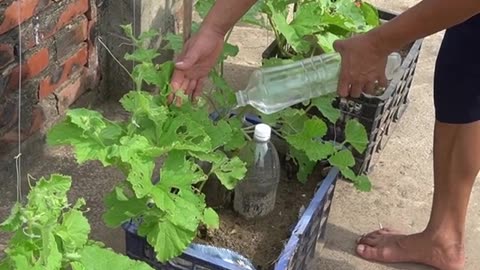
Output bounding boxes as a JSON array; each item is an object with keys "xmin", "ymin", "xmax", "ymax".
[
  {"xmin": 358, "ymin": 234, "xmax": 382, "ymax": 246},
  {"xmin": 356, "ymin": 244, "xmax": 386, "ymax": 262}
]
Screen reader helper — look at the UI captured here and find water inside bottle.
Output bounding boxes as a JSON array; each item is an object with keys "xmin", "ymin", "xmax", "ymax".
[{"xmin": 233, "ymin": 52, "xmax": 402, "ymax": 115}]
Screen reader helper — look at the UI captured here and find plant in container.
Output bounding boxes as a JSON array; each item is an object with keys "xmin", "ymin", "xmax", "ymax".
[
  {"xmin": 45, "ymin": 9, "xmax": 370, "ymax": 270},
  {"xmin": 258, "ymin": 0, "xmax": 424, "ymax": 175},
  {"xmin": 47, "ymin": 25, "xmax": 249, "ymax": 264},
  {"xmin": 192, "ymin": 0, "xmax": 373, "ymax": 191}
]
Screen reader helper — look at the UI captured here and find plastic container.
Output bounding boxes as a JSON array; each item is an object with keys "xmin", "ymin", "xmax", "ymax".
[
  {"xmin": 123, "ymin": 167, "xmax": 340, "ymax": 270},
  {"xmin": 235, "ymin": 51, "xmax": 402, "ymax": 115},
  {"xmin": 261, "ymin": 8, "xmax": 424, "ymax": 175},
  {"xmin": 233, "ymin": 124, "xmax": 281, "ymax": 219}
]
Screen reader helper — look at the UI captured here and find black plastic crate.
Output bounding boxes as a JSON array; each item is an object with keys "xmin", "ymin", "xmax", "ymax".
[
  {"xmin": 123, "ymin": 168, "xmax": 340, "ymax": 270},
  {"xmin": 261, "ymin": 9, "xmax": 424, "ymax": 175}
]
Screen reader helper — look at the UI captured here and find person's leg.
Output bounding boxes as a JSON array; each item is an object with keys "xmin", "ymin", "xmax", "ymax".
[
  {"xmin": 355, "ymin": 15, "xmax": 480, "ymax": 269},
  {"xmin": 356, "ymin": 120, "xmax": 480, "ymax": 270}
]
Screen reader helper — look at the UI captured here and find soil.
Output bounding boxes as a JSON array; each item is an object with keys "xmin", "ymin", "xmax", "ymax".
[{"xmin": 195, "ymin": 163, "xmax": 328, "ymax": 270}]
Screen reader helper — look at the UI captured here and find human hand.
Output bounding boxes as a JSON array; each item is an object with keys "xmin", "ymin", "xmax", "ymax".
[
  {"xmin": 333, "ymin": 33, "xmax": 391, "ymax": 98},
  {"xmin": 169, "ymin": 27, "xmax": 225, "ymax": 105}
]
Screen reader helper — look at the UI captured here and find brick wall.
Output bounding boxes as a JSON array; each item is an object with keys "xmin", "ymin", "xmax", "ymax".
[{"xmin": 0, "ymin": 0, "xmax": 99, "ymax": 156}]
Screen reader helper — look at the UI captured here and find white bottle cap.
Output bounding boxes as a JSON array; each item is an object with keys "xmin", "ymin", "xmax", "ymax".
[{"xmin": 254, "ymin": 124, "xmax": 271, "ymax": 142}]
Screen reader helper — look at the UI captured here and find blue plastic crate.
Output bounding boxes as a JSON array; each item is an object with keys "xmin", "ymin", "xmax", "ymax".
[{"xmin": 123, "ymin": 168, "xmax": 339, "ymax": 270}]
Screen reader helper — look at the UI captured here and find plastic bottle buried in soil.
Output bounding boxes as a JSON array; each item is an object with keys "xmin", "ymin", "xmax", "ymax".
[
  {"xmin": 235, "ymin": 52, "xmax": 403, "ymax": 115},
  {"xmin": 234, "ymin": 124, "xmax": 281, "ymax": 219}
]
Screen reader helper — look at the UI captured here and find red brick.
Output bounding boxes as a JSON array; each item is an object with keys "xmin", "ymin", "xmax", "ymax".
[
  {"xmin": 54, "ymin": 16, "xmax": 88, "ymax": 57},
  {"xmin": 8, "ymin": 0, "xmax": 89, "ymax": 49},
  {"xmin": 56, "ymin": 0, "xmax": 88, "ymax": 31},
  {"xmin": 39, "ymin": 44, "xmax": 87, "ymax": 99},
  {"xmin": 0, "ymin": 0, "xmax": 51, "ymax": 35},
  {"xmin": 56, "ymin": 68, "xmax": 87, "ymax": 114},
  {"xmin": 0, "ymin": 43, "xmax": 14, "ymax": 69},
  {"xmin": 7, "ymin": 47, "xmax": 50, "ymax": 91}
]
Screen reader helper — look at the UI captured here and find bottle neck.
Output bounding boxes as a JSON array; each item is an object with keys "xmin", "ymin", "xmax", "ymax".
[{"xmin": 235, "ymin": 90, "xmax": 248, "ymax": 108}]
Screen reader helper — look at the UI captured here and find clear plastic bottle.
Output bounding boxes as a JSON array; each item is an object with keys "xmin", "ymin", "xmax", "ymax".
[
  {"xmin": 234, "ymin": 124, "xmax": 281, "ymax": 219},
  {"xmin": 235, "ymin": 52, "xmax": 402, "ymax": 115}
]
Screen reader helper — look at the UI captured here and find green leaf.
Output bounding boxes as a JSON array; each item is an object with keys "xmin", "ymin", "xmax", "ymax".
[
  {"xmin": 120, "ymin": 24, "xmax": 135, "ymax": 41},
  {"xmin": 27, "ymin": 174, "xmax": 72, "ymax": 216},
  {"xmin": 164, "ymin": 33, "xmax": 183, "ymax": 54},
  {"xmin": 333, "ymin": 0, "xmax": 366, "ymax": 27},
  {"xmin": 354, "ymin": 175, "xmax": 372, "ymax": 192},
  {"xmin": 55, "ymin": 209, "xmax": 91, "ymax": 253},
  {"xmin": 0, "ymin": 203, "xmax": 22, "ymax": 232},
  {"xmin": 241, "ymin": 0, "xmax": 268, "ymax": 27},
  {"xmin": 149, "ymin": 187, "xmax": 176, "ymax": 213},
  {"xmin": 103, "ymin": 186, "xmax": 150, "ymax": 227},
  {"xmin": 131, "ymin": 63, "xmax": 164, "ymax": 90},
  {"xmin": 164, "ymin": 191, "xmax": 204, "ymax": 232},
  {"xmin": 221, "ymin": 43, "xmax": 239, "ymax": 60},
  {"xmin": 339, "ymin": 167, "xmax": 371, "ymax": 191},
  {"xmin": 125, "ymin": 48, "xmax": 160, "ymax": 63},
  {"xmin": 157, "ymin": 114, "xmax": 212, "ymax": 153},
  {"xmin": 120, "ymin": 91, "xmax": 169, "ymax": 127},
  {"xmin": 10, "ymin": 255, "xmax": 31, "ymax": 270},
  {"xmin": 316, "ymin": 32, "xmax": 341, "ymax": 53},
  {"xmin": 340, "ymin": 167, "xmax": 357, "ymax": 180},
  {"xmin": 70, "ymin": 261, "xmax": 86, "ymax": 270},
  {"xmin": 289, "ymin": 148, "xmax": 316, "ymax": 183},
  {"xmin": 286, "ymin": 117, "xmax": 335, "ymax": 161},
  {"xmin": 143, "ymin": 220, "xmax": 196, "ymax": 262},
  {"xmin": 138, "ymin": 29, "xmax": 159, "ymax": 43},
  {"xmin": 203, "ymin": 208, "xmax": 219, "ymax": 229},
  {"xmin": 328, "ymin": 149, "xmax": 355, "ymax": 168},
  {"xmin": 290, "ymin": 2, "xmax": 325, "ymax": 37},
  {"xmin": 311, "ymin": 94, "xmax": 341, "ymax": 123},
  {"xmin": 360, "ymin": 2, "xmax": 380, "ymax": 27},
  {"xmin": 262, "ymin": 57, "xmax": 295, "ymax": 67},
  {"xmin": 209, "ymin": 71, "xmax": 236, "ymax": 109},
  {"xmin": 78, "ymin": 245, "xmax": 154, "ymax": 270},
  {"xmin": 213, "ymin": 156, "xmax": 247, "ymax": 190},
  {"xmin": 265, "ymin": 2, "xmax": 310, "ymax": 54},
  {"xmin": 277, "ymin": 108, "xmax": 309, "ymax": 135},
  {"xmin": 47, "ymin": 110, "xmax": 123, "ymax": 166},
  {"xmin": 224, "ymin": 118, "xmax": 247, "ymax": 151},
  {"xmin": 194, "ymin": 0, "xmax": 214, "ymax": 18},
  {"xmin": 42, "ymin": 232, "xmax": 63, "ymax": 269},
  {"xmin": 160, "ymin": 151, "xmax": 206, "ymax": 187},
  {"xmin": 345, "ymin": 119, "xmax": 368, "ymax": 153},
  {"xmin": 0, "ymin": 261, "xmax": 11, "ymax": 270}
]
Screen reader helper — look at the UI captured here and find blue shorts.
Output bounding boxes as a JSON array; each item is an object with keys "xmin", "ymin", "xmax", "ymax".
[{"xmin": 433, "ymin": 14, "xmax": 480, "ymax": 124}]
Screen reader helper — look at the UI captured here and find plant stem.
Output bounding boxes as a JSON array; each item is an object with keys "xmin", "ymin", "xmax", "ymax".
[
  {"xmin": 241, "ymin": 129, "xmax": 252, "ymax": 141},
  {"xmin": 198, "ymin": 180, "xmax": 207, "ymax": 192},
  {"xmin": 221, "ymin": 28, "xmax": 234, "ymax": 77},
  {"xmin": 305, "ymin": 103, "xmax": 314, "ymax": 113}
]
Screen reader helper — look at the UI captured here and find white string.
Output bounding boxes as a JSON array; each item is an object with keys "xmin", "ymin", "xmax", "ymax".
[
  {"xmin": 15, "ymin": 0, "xmax": 23, "ymax": 202},
  {"xmin": 132, "ymin": 0, "xmax": 136, "ymax": 91}
]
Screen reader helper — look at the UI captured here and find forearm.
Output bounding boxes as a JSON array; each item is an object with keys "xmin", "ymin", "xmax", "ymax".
[
  {"xmin": 200, "ymin": 0, "xmax": 257, "ymax": 36},
  {"xmin": 370, "ymin": 0, "xmax": 480, "ymax": 52}
]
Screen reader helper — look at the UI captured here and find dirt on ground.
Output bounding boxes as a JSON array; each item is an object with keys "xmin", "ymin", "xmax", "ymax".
[{"xmin": 196, "ymin": 165, "xmax": 325, "ymax": 270}]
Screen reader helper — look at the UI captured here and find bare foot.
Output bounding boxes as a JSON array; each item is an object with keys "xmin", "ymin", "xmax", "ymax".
[{"xmin": 355, "ymin": 228, "xmax": 465, "ymax": 270}]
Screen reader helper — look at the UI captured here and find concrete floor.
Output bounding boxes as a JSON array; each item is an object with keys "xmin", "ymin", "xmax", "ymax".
[{"xmin": 1, "ymin": 0, "xmax": 479, "ymax": 269}]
